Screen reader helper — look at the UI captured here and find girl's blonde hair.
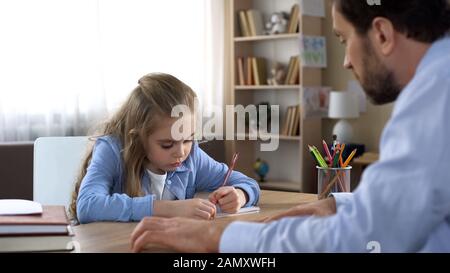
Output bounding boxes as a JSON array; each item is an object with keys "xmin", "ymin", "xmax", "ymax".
[{"xmin": 69, "ymin": 73, "xmax": 197, "ymax": 221}]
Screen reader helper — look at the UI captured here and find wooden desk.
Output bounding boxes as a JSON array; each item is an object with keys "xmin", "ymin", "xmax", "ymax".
[{"xmin": 72, "ymin": 190, "xmax": 317, "ymax": 252}]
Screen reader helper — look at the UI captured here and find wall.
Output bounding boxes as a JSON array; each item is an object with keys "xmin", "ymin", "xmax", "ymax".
[
  {"xmin": 0, "ymin": 142, "xmax": 34, "ymax": 200},
  {"xmin": 321, "ymin": 0, "xmax": 393, "ymax": 152}
]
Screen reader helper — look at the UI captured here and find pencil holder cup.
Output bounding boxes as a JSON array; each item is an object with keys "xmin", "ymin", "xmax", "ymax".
[{"xmin": 317, "ymin": 166, "xmax": 351, "ymax": 200}]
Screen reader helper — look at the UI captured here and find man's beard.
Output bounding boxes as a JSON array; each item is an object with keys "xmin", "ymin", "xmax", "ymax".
[{"xmin": 358, "ymin": 40, "xmax": 402, "ymax": 105}]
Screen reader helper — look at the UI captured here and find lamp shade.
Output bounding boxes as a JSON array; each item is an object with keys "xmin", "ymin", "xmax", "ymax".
[{"xmin": 328, "ymin": 91, "xmax": 359, "ymax": 119}]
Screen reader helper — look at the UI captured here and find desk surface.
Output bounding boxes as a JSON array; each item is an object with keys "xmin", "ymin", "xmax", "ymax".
[
  {"xmin": 353, "ymin": 152, "xmax": 379, "ymax": 165},
  {"xmin": 72, "ymin": 190, "xmax": 317, "ymax": 252}
]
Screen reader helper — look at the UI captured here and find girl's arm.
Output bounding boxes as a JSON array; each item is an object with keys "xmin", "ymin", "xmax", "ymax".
[
  {"xmin": 192, "ymin": 143, "xmax": 260, "ymax": 207},
  {"xmin": 76, "ymin": 138, "xmax": 153, "ymax": 223}
]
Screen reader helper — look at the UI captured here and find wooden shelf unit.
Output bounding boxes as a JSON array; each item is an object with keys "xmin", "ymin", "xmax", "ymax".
[{"xmin": 227, "ymin": 0, "xmax": 324, "ymax": 193}]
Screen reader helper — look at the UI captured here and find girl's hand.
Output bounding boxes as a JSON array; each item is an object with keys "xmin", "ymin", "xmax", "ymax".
[
  {"xmin": 208, "ymin": 186, "xmax": 248, "ymax": 213},
  {"xmin": 153, "ymin": 199, "xmax": 216, "ymax": 220}
]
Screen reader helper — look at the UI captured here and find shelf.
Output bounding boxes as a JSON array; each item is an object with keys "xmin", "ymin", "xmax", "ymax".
[
  {"xmin": 235, "ymin": 85, "xmax": 300, "ymax": 90},
  {"xmin": 234, "ymin": 33, "xmax": 300, "ymax": 42},
  {"xmin": 258, "ymin": 180, "xmax": 302, "ymax": 192},
  {"xmin": 236, "ymin": 133, "xmax": 300, "ymax": 141},
  {"xmin": 230, "ymin": 0, "xmax": 323, "ymax": 194}
]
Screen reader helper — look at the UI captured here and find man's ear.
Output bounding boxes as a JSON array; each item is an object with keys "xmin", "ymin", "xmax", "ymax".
[{"xmin": 370, "ymin": 17, "xmax": 396, "ymax": 56}]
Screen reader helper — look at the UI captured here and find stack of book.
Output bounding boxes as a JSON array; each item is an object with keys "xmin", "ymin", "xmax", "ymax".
[
  {"xmin": 284, "ymin": 55, "xmax": 300, "ymax": 85},
  {"xmin": 237, "ymin": 9, "xmax": 264, "ymax": 37},
  {"xmin": 0, "ymin": 201, "xmax": 74, "ymax": 252},
  {"xmin": 236, "ymin": 56, "xmax": 267, "ymax": 86},
  {"xmin": 286, "ymin": 4, "xmax": 300, "ymax": 33},
  {"xmin": 281, "ymin": 105, "xmax": 301, "ymax": 136}
]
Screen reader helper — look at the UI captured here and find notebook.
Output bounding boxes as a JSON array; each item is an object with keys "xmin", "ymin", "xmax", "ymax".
[
  {"xmin": 0, "ymin": 233, "xmax": 74, "ymax": 252},
  {"xmin": 216, "ymin": 206, "xmax": 260, "ymax": 218},
  {"xmin": 0, "ymin": 205, "xmax": 74, "ymax": 252},
  {"xmin": 0, "ymin": 205, "xmax": 70, "ymax": 235}
]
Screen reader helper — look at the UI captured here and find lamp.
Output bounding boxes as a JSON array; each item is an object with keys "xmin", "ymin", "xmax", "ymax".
[{"xmin": 328, "ymin": 91, "xmax": 359, "ymax": 143}]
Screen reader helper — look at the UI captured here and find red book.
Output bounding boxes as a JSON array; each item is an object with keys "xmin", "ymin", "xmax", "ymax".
[
  {"xmin": 0, "ymin": 205, "xmax": 74, "ymax": 252},
  {"xmin": 0, "ymin": 205, "xmax": 70, "ymax": 235}
]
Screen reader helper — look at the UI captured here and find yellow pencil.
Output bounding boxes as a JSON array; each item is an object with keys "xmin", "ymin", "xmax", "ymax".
[
  {"xmin": 343, "ymin": 149, "xmax": 357, "ymax": 167},
  {"xmin": 339, "ymin": 143, "xmax": 345, "ymax": 167}
]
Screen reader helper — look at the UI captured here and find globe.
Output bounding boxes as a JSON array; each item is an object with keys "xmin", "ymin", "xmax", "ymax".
[{"xmin": 253, "ymin": 158, "xmax": 269, "ymax": 182}]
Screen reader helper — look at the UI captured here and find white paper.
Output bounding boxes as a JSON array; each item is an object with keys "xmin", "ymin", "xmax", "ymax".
[
  {"xmin": 0, "ymin": 199, "xmax": 43, "ymax": 215},
  {"xmin": 347, "ymin": 80, "xmax": 367, "ymax": 113},
  {"xmin": 194, "ymin": 192, "xmax": 260, "ymax": 218},
  {"xmin": 300, "ymin": 0, "xmax": 325, "ymax": 17},
  {"xmin": 216, "ymin": 206, "xmax": 260, "ymax": 218}
]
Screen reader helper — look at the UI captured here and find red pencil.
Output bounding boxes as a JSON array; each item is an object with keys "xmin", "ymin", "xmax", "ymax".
[
  {"xmin": 221, "ymin": 153, "xmax": 239, "ymax": 187},
  {"xmin": 322, "ymin": 140, "xmax": 333, "ymax": 166}
]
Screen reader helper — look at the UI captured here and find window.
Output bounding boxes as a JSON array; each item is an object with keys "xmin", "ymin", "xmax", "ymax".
[{"xmin": 0, "ymin": 0, "xmax": 224, "ymax": 141}]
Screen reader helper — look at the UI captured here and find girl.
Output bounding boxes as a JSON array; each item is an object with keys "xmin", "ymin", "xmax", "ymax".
[{"xmin": 70, "ymin": 73, "xmax": 260, "ymax": 224}]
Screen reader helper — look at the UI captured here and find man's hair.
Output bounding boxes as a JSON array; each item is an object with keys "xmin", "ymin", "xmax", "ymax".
[{"xmin": 334, "ymin": 0, "xmax": 450, "ymax": 43}]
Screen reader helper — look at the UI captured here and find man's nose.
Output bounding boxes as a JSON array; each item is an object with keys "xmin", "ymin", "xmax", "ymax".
[{"xmin": 343, "ymin": 54, "xmax": 352, "ymax": 69}]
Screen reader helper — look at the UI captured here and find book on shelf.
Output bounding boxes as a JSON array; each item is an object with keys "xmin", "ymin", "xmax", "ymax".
[
  {"xmin": 288, "ymin": 56, "xmax": 300, "ymax": 85},
  {"xmin": 238, "ymin": 10, "xmax": 251, "ymax": 37},
  {"xmin": 246, "ymin": 9, "xmax": 264, "ymax": 36},
  {"xmin": 281, "ymin": 105, "xmax": 301, "ymax": 136},
  {"xmin": 0, "ymin": 205, "xmax": 74, "ymax": 252},
  {"xmin": 292, "ymin": 105, "xmax": 301, "ymax": 136},
  {"xmin": 287, "ymin": 106, "xmax": 297, "ymax": 136},
  {"xmin": 284, "ymin": 55, "xmax": 300, "ymax": 85},
  {"xmin": 251, "ymin": 57, "xmax": 267, "ymax": 86},
  {"xmin": 284, "ymin": 56, "xmax": 295, "ymax": 85},
  {"xmin": 236, "ymin": 57, "xmax": 246, "ymax": 85},
  {"xmin": 246, "ymin": 56, "xmax": 254, "ymax": 85},
  {"xmin": 287, "ymin": 4, "xmax": 300, "ymax": 33},
  {"xmin": 257, "ymin": 58, "xmax": 267, "ymax": 85},
  {"xmin": 281, "ymin": 106, "xmax": 292, "ymax": 136},
  {"xmin": 251, "ymin": 57, "xmax": 260, "ymax": 85}
]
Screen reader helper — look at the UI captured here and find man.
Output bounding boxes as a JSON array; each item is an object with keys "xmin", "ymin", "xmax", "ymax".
[{"xmin": 130, "ymin": 0, "xmax": 450, "ymax": 252}]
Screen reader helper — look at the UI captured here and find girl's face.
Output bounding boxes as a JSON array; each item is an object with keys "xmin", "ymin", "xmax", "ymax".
[{"xmin": 144, "ymin": 114, "xmax": 195, "ymax": 174}]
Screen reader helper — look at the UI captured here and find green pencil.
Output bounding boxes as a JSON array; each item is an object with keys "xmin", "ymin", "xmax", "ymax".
[
  {"xmin": 332, "ymin": 149, "xmax": 340, "ymax": 168},
  {"xmin": 308, "ymin": 145, "xmax": 321, "ymax": 166},
  {"xmin": 312, "ymin": 146, "xmax": 328, "ymax": 168},
  {"xmin": 311, "ymin": 145, "xmax": 328, "ymax": 168}
]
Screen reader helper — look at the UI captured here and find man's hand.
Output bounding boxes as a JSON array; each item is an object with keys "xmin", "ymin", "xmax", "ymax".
[
  {"xmin": 130, "ymin": 217, "xmax": 231, "ymax": 253},
  {"xmin": 208, "ymin": 186, "xmax": 247, "ymax": 213},
  {"xmin": 153, "ymin": 199, "xmax": 216, "ymax": 220},
  {"xmin": 263, "ymin": 197, "xmax": 337, "ymax": 222}
]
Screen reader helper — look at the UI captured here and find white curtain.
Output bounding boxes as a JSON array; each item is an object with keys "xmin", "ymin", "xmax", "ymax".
[{"xmin": 0, "ymin": 0, "xmax": 224, "ymax": 141}]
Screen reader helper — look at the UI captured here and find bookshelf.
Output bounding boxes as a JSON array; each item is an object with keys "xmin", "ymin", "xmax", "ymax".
[{"xmin": 227, "ymin": 0, "xmax": 324, "ymax": 193}]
